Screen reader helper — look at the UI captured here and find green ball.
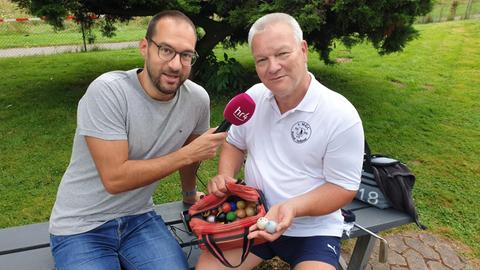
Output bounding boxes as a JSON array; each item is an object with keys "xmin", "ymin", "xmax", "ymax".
[{"xmin": 226, "ymin": 211, "xmax": 237, "ymax": 221}]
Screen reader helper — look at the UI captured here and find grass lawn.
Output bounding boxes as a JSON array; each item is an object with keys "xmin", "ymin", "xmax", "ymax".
[{"xmin": 0, "ymin": 19, "xmax": 479, "ymax": 261}]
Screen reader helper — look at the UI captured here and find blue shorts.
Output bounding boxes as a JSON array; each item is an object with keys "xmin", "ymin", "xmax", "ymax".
[{"xmin": 251, "ymin": 235, "xmax": 341, "ymax": 268}]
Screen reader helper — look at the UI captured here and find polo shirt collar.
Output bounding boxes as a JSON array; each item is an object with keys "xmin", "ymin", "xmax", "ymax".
[{"xmin": 267, "ymin": 72, "xmax": 321, "ymax": 115}]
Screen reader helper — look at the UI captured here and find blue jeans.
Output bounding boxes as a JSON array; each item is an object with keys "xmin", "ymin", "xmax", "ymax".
[{"xmin": 50, "ymin": 211, "xmax": 189, "ymax": 270}]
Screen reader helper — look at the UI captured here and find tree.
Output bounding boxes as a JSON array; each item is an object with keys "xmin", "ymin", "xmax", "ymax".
[{"xmin": 13, "ymin": 0, "xmax": 432, "ymax": 79}]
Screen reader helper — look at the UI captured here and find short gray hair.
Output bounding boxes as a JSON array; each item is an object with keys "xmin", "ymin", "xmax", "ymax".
[{"xmin": 248, "ymin": 13, "xmax": 303, "ymax": 48}]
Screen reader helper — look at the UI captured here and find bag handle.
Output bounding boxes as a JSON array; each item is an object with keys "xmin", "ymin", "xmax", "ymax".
[{"xmin": 202, "ymin": 227, "xmax": 254, "ymax": 268}]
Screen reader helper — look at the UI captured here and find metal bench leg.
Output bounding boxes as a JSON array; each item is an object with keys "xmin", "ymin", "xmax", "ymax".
[
  {"xmin": 346, "ymin": 235, "xmax": 376, "ymax": 270},
  {"xmin": 338, "ymin": 256, "xmax": 348, "ymax": 270}
]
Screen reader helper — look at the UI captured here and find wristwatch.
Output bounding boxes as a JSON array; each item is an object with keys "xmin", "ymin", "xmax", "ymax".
[{"xmin": 182, "ymin": 186, "xmax": 197, "ymax": 197}]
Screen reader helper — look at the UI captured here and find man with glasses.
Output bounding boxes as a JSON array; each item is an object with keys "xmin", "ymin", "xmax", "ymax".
[
  {"xmin": 49, "ymin": 10, "xmax": 226, "ymax": 270},
  {"xmin": 197, "ymin": 13, "xmax": 364, "ymax": 270}
]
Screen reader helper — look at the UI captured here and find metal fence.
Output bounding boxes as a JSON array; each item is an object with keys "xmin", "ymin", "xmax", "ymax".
[
  {"xmin": 0, "ymin": 16, "xmax": 148, "ymax": 57},
  {"xmin": 418, "ymin": 0, "xmax": 480, "ymax": 23}
]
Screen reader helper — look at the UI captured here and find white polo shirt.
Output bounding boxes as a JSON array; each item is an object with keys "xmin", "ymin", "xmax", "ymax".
[{"xmin": 227, "ymin": 73, "xmax": 364, "ymax": 237}]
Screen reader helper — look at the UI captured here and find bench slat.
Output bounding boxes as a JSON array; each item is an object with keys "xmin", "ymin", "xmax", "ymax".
[
  {"xmin": 0, "ymin": 247, "xmax": 54, "ymax": 270},
  {"xmin": 347, "ymin": 207, "xmax": 412, "ymax": 239},
  {"xmin": 0, "ymin": 223, "xmax": 49, "ymax": 255}
]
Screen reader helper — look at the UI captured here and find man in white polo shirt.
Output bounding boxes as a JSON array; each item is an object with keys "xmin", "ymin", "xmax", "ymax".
[{"xmin": 196, "ymin": 12, "xmax": 364, "ymax": 270}]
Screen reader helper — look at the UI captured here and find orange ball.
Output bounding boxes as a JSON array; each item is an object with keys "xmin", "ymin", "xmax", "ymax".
[{"xmin": 236, "ymin": 209, "xmax": 246, "ymax": 218}]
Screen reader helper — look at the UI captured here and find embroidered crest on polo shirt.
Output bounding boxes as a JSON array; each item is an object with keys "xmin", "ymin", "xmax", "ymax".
[{"xmin": 290, "ymin": 121, "xmax": 311, "ymax": 143}]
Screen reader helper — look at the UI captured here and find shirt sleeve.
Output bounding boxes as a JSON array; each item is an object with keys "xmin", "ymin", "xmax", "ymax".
[
  {"xmin": 77, "ymin": 79, "xmax": 127, "ymax": 141},
  {"xmin": 323, "ymin": 121, "xmax": 364, "ymax": 191},
  {"xmin": 226, "ymin": 124, "xmax": 247, "ymax": 151}
]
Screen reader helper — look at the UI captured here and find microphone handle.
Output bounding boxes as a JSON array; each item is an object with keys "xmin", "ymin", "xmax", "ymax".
[{"xmin": 214, "ymin": 120, "xmax": 232, "ymax": 133}]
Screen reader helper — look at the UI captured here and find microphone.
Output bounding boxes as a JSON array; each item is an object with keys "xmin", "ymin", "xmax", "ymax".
[{"xmin": 214, "ymin": 93, "xmax": 256, "ymax": 133}]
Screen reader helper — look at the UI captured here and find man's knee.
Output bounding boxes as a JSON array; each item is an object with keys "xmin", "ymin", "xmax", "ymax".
[{"xmin": 196, "ymin": 249, "xmax": 263, "ymax": 270}]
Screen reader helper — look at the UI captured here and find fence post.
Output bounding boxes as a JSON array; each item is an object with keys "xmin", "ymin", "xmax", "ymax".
[
  {"xmin": 464, "ymin": 0, "xmax": 473, "ymax": 19},
  {"xmin": 438, "ymin": 5, "xmax": 445, "ymax": 22}
]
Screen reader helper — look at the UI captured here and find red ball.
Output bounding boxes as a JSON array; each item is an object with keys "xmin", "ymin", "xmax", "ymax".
[{"xmin": 222, "ymin": 202, "xmax": 232, "ymax": 213}]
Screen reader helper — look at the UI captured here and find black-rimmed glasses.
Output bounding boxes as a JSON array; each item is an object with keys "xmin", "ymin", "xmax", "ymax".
[{"xmin": 147, "ymin": 37, "xmax": 198, "ymax": 66}]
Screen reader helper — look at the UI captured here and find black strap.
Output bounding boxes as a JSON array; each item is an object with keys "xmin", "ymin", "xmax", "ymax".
[
  {"xmin": 363, "ymin": 139, "xmax": 374, "ymax": 173},
  {"xmin": 202, "ymin": 227, "xmax": 253, "ymax": 268}
]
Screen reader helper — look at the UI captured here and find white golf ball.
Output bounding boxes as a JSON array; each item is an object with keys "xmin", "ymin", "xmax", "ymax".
[
  {"xmin": 257, "ymin": 217, "xmax": 268, "ymax": 230},
  {"xmin": 265, "ymin": 220, "xmax": 277, "ymax": 234}
]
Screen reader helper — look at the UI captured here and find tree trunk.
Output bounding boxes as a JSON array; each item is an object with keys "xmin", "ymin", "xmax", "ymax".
[{"xmin": 189, "ymin": 15, "xmax": 233, "ymax": 79}]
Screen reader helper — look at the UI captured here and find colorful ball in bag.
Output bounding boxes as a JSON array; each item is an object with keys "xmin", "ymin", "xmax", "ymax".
[
  {"xmin": 236, "ymin": 208, "xmax": 246, "ymax": 218},
  {"xmin": 207, "ymin": 215, "xmax": 216, "ymax": 223},
  {"xmin": 257, "ymin": 217, "xmax": 268, "ymax": 229},
  {"xmin": 247, "ymin": 202, "xmax": 257, "ymax": 209},
  {"xmin": 226, "ymin": 211, "xmax": 237, "ymax": 222},
  {"xmin": 216, "ymin": 212, "xmax": 226, "ymax": 222},
  {"xmin": 229, "ymin": 202, "xmax": 237, "ymax": 211},
  {"xmin": 245, "ymin": 206, "xmax": 256, "ymax": 216},
  {"xmin": 222, "ymin": 202, "xmax": 232, "ymax": 213},
  {"xmin": 236, "ymin": 200, "xmax": 246, "ymax": 209}
]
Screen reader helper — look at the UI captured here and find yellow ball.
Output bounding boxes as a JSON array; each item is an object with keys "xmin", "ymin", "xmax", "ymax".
[
  {"xmin": 236, "ymin": 200, "xmax": 246, "ymax": 209},
  {"xmin": 245, "ymin": 206, "xmax": 256, "ymax": 216}
]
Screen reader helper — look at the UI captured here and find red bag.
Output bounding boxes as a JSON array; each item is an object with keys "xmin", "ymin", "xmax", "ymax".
[{"xmin": 187, "ymin": 182, "xmax": 268, "ymax": 268}]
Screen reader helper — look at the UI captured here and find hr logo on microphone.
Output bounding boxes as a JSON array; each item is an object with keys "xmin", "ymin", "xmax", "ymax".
[{"xmin": 233, "ymin": 107, "xmax": 250, "ymax": 122}]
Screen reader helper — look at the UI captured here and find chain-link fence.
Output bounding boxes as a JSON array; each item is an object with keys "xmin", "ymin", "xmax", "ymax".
[
  {"xmin": 0, "ymin": 16, "xmax": 149, "ymax": 57},
  {"xmin": 418, "ymin": 0, "xmax": 480, "ymax": 23}
]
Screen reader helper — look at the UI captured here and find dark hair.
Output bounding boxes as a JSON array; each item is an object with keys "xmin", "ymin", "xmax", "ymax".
[{"xmin": 145, "ymin": 10, "xmax": 196, "ymax": 40}]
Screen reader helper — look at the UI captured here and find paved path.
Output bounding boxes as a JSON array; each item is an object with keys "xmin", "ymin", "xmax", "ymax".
[
  {"xmin": 254, "ymin": 231, "xmax": 476, "ymax": 270},
  {"xmin": 0, "ymin": 41, "xmax": 138, "ymax": 58},
  {"xmin": 341, "ymin": 231, "xmax": 476, "ymax": 270}
]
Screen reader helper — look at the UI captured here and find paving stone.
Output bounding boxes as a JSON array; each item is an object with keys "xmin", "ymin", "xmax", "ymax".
[
  {"xmin": 427, "ymin": 261, "xmax": 451, "ymax": 270},
  {"xmin": 391, "ymin": 266, "xmax": 409, "ymax": 270},
  {"xmin": 387, "ymin": 236, "xmax": 409, "ymax": 254},
  {"xmin": 405, "ymin": 237, "xmax": 440, "ymax": 260},
  {"xmin": 435, "ymin": 243, "xmax": 465, "ymax": 270},
  {"xmin": 404, "ymin": 249, "xmax": 428, "ymax": 270},
  {"xmin": 388, "ymin": 250, "xmax": 407, "ymax": 266},
  {"xmin": 419, "ymin": 233, "xmax": 439, "ymax": 247},
  {"xmin": 370, "ymin": 261, "xmax": 389, "ymax": 270}
]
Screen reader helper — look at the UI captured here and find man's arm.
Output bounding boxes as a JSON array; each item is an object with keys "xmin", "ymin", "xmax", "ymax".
[
  {"xmin": 285, "ymin": 182, "xmax": 356, "ymax": 217},
  {"xmin": 85, "ymin": 128, "xmax": 227, "ymax": 194},
  {"xmin": 207, "ymin": 141, "xmax": 246, "ymax": 197},
  {"xmin": 248, "ymin": 183, "xmax": 356, "ymax": 241},
  {"xmin": 179, "ymin": 133, "xmax": 202, "ymax": 204}
]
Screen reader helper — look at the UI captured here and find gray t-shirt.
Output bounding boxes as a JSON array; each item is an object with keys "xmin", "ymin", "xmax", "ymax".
[{"xmin": 49, "ymin": 68, "xmax": 210, "ymax": 235}]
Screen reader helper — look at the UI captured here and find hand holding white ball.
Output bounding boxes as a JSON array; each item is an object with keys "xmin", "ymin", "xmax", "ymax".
[{"xmin": 256, "ymin": 217, "xmax": 277, "ymax": 234}]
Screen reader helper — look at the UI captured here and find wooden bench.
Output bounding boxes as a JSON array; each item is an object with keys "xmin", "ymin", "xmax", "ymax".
[{"xmin": 0, "ymin": 199, "xmax": 412, "ymax": 270}]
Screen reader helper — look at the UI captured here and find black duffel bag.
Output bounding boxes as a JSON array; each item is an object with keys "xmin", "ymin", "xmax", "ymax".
[{"xmin": 356, "ymin": 140, "xmax": 426, "ymax": 229}]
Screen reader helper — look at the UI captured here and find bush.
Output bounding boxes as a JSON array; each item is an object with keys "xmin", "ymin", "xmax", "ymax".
[{"xmin": 197, "ymin": 52, "xmax": 249, "ymax": 100}]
